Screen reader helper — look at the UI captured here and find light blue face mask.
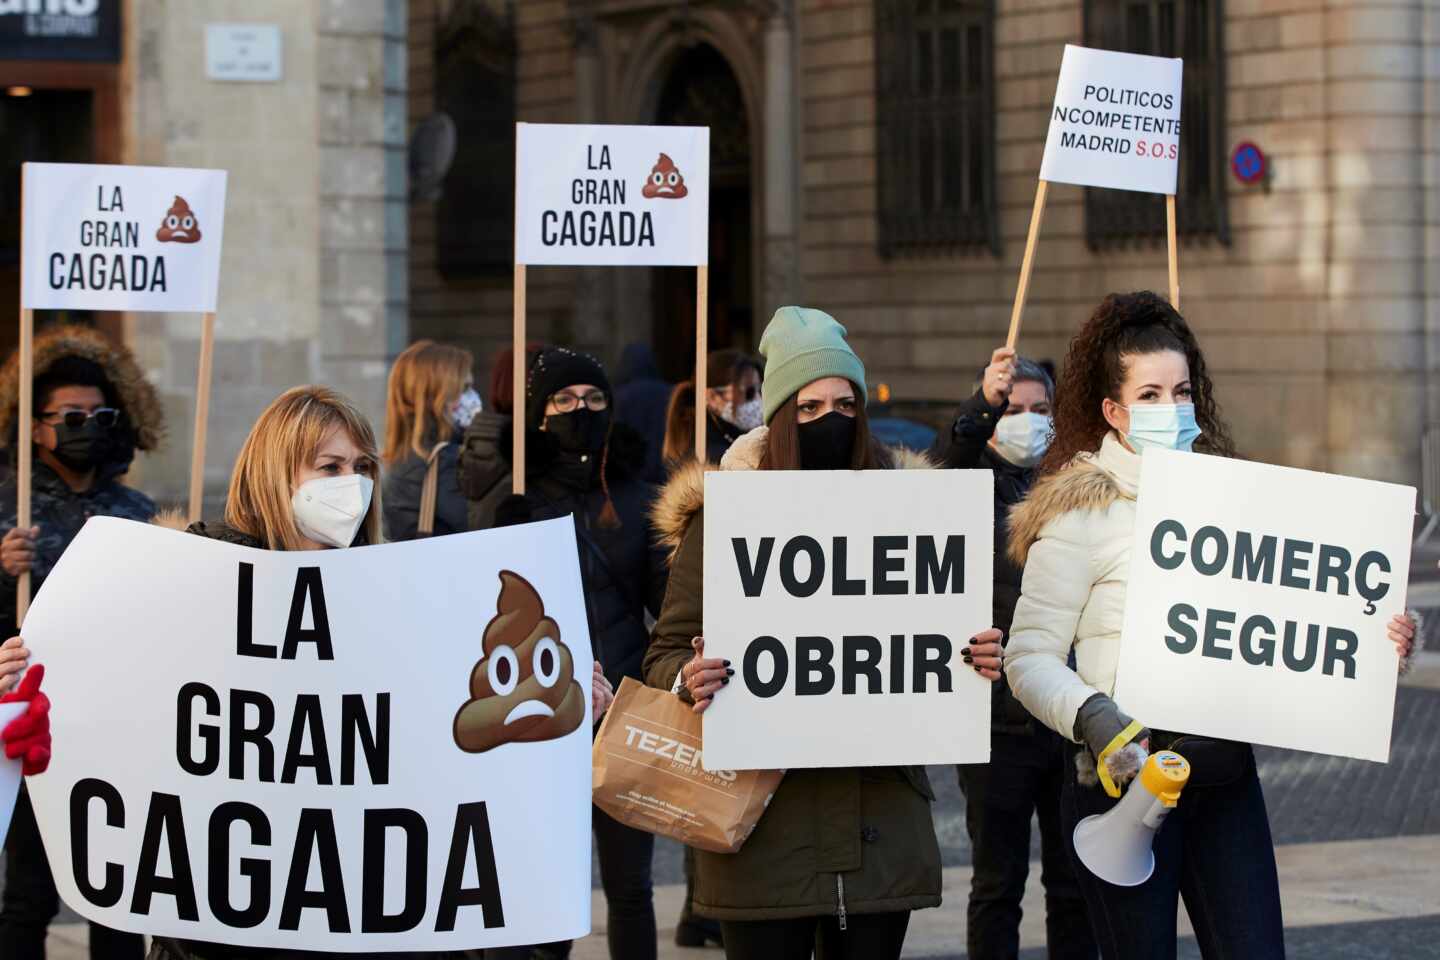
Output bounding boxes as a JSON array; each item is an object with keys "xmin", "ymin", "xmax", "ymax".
[{"xmin": 1125, "ymin": 402, "xmax": 1201, "ymax": 452}]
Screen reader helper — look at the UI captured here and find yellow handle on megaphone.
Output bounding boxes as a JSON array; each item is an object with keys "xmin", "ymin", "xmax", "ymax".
[{"xmin": 1140, "ymin": 751, "xmax": 1191, "ymax": 807}]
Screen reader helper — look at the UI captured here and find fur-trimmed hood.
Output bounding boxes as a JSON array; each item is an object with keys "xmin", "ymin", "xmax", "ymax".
[
  {"xmin": 1007, "ymin": 433, "xmax": 1138, "ymax": 568},
  {"xmin": 0, "ymin": 325, "xmax": 165, "ymax": 452},
  {"xmin": 651, "ymin": 425, "xmax": 936, "ymax": 561}
]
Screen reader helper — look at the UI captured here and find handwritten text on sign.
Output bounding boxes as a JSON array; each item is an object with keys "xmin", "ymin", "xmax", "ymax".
[
  {"xmin": 22, "ymin": 163, "xmax": 227, "ymax": 312},
  {"xmin": 1039, "ymin": 45, "xmax": 1183, "ymax": 195},
  {"xmin": 1113, "ymin": 451, "xmax": 1414, "ymax": 763},
  {"xmin": 24, "ymin": 518, "xmax": 592, "ymax": 951},
  {"xmin": 514, "ymin": 123, "xmax": 710, "ymax": 267},
  {"xmin": 701, "ymin": 470, "xmax": 994, "ymax": 771}
]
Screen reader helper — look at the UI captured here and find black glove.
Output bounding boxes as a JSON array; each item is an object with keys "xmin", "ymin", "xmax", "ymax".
[{"xmin": 494, "ymin": 494, "xmax": 534, "ymax": 528}]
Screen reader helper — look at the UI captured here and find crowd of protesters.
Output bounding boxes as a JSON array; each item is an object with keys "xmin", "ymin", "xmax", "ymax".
[{"xmin": 0, "ymin": 294, "xmax": 1418, "ymax": 960}]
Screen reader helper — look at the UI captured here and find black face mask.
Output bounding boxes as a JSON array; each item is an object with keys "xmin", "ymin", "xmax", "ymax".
[
  {"xmin": 797, "ymin": 411, "xmax": 857, "ymax": 470},
  {"xmin": 50, "ymin": 418, "xmax": 116, "ymax": 473},
  {"xmin": 544, "ymin": 409, "xmax": 611, "ymax": 455}
]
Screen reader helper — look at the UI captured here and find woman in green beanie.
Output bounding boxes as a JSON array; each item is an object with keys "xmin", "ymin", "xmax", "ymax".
[{"xmin": 644, "ymin": 306, "xmax": 1004, "ymax": 959}]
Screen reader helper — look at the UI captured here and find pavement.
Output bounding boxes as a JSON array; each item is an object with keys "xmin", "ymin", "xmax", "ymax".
[{"xmin": 13, "ymin": 553, "xmax": 1440, "ymax": 958}]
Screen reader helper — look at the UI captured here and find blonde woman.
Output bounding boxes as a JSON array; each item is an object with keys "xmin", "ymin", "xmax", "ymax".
[
  {"xmin": 383, "ymin": 340, "xmax": 481, "ymax": 540},
  {"xmin": 150, "ymin": 385, "xmax": 614, "ymax": 960}
]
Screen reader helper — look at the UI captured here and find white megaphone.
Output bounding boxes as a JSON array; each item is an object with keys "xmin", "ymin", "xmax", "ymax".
[{"xmin": 1073, "ymin": 750, "xmax": 1190, "ymax": 886}]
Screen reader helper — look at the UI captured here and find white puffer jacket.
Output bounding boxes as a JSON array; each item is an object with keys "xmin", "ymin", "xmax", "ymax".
[{"xmin": 1004, "ymin": 432, "xmax": 1141, "ymax": 742}]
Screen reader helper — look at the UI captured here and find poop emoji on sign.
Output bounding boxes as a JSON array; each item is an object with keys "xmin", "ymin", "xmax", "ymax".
[
  {"xmin": 454, "ymin": 571, "xmax": 586, "ymax": 753},
  {"xmin": 641, "ymin": 153, "xmax": 688, "ymax": 199},
  {"xmin": 155, "ymin": 196, "xmax": 202, "ymax": 243}
]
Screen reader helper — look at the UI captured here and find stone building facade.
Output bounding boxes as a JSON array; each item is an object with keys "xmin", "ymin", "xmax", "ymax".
[{"xmin": 408, "ymin": 0, "xmax": 1440, "ymax": 487}]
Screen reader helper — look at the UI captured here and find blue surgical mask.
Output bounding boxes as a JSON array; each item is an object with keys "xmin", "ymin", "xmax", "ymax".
[{"xmin": 1125, "ymin": 403, "xmax": 1201, "ymax": 452}]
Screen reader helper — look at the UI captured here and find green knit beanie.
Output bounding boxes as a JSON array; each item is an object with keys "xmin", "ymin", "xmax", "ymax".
[{"xmin": 758, "ymin": 306, "xmax": 867, "ymax": 424}]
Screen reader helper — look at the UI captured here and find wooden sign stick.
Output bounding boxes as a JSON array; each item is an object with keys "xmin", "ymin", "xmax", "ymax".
[
  {"xmin": 1005, "ymin": 179, "xmax": 1050, "ymax": 350},
  {"xmin": 694, "ymin": 265, "xmax": 709, "ymax": 462},
  {"xmin": 512, "ymin": 263, "xmax": 527, "ymax": 496},
  {"xmin": 187, "ymin": 311, "xmax": 216, "ymax": 522},
  {"xmin": 1166, "ymin": 194, "xmax": 1180, "ymax": 310},
  {"xmin": 16, "ymin": 306, "xmax": 32, "ymax": 627},
  {"xmin": 512, "ymin": 123, "xmax": 527, "ymax": 497}
]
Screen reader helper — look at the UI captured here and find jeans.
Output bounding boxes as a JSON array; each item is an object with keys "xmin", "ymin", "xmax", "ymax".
[
  {"xmin": 958, "ymin": 731, "xmax": 1097, "ymax": 960},
  {"xmin": 0, "ymin": 786, "xmax": 146, "ymax": 960},
  {"xmin": 1060, "ymin": 744, "xmax": 1284, "ymax": 960},
  {"xmin": 719, "ymin": 911, "xmax": 910, "ymax": 960},
  {"xmin": 481, "ymin": 805, "xmax": 654, "ymax": 960}
]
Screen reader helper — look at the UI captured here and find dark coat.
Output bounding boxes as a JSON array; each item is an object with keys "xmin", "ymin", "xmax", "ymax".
[
  {"xmin": 931, "ymin": 388, "xmax": 1037, "ymax": 735},
  {"xmin": 643, "ymin": 428, "xmax": 943, "ymax": 922},
  {"xmin": 495, "ymin": 422, "xmax": 667, "ymax": 689},
  {"xmin": 382, "ymin": 438, "xmax": 468, "ymax": 540},
  {"xmin": 0, "ymin": 461, "xmax": 155, "ymax": 634},
  {"xmin": 456, "ymin": 412, "xmax": 514, "ymax": 531},
  {"xmin": 612, "ymin": 344, "xmax": 673, "ymax": 485}
]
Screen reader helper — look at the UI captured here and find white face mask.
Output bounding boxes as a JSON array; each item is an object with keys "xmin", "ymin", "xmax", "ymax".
[
  {"xmin": 292, "ymin": 474, "xmax": 374, "ymax": 549},
  {"xmin": 450, "ymin": 388, "xmax": 483, "ymax": 430},
  {"xmin": 731, "ymin": 396, "xmax": 763, "ymax": 432},
  {"xmin": 992, "ymin": 412, "xmax": 1052, "ymax": 468}
]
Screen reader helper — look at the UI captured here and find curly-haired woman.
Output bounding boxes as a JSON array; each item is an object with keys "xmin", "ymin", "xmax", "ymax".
[{"xmin": 1004, "ymin": 291, "xmax": 1416, "ymax": 959}]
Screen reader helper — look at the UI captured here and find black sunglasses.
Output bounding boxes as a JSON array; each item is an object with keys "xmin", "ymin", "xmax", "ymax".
[{"xmin": 39, "ymin": 408, "xmax": 120, "ymax": 429}]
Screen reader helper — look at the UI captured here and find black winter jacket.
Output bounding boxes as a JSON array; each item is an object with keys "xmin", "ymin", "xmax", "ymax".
[
  {"xmin": 493, "ymin": 422, "xmax": 667, "ymax": 689},
  {"xmin": 456, "ymin": 412, "xmax": 515, "ymax": 531},
  {"xmin": 931, "ymin": 389, "xmax": 1037, "ymax": 735},
  {"xmin": 382, "ymin": 437, "xmax": 467, "ymax": 540},
  {"xmin": 0, "ymin": 460, "xmax": 155, "ymax": 635}
]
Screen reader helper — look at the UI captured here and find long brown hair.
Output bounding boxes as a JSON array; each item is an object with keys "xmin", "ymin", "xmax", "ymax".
[
  {"xmin": 661, "ymin": 349, "xmax": 761, "ymax": 464},
  {"xmin": 226, "ymin": 386, "xmax": 384, "ymax": 550},
  {"xmin": 763, "ymin": 380, "xmax": 892, "ymax": 470},
  {"xmin": 1040, "ymin": 291, "xmax": 1235, "ymax": 474},
  {"xmin": 383, "ymin": 340, "xmax": 474, "ymax": 463}
]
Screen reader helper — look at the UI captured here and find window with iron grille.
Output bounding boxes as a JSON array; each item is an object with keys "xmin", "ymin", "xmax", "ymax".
[
  {"xmin": 1083, "ymin": 0, "xmax": 1229, "ymax": 248},
  {"xmin": 874, "ymin": 0, "xmax": 998, "ymax": 257}
]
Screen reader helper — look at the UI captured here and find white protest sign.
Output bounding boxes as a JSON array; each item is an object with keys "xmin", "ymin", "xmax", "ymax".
[
  {"xmin": 701, "ymin": 470, "xmax": 994, "ymax": 770},
  {"xmin": 1039, "ymin": 45, "xmax": 1183, "ymax": 195},
  {"xmin": 514, "ymin": 123, "xmax": 710, "ymax": 266},
  {"xmin": 0, "ymin": 701, "xmax": 22, "ymax": 845},
  {"xmin": 24, "ymin": 517, "xmax": 592, "ymax": 951},
  {"xmin": 22, "ymin": 162, "xmax": 227, "ymax": 312},
  {"xmin": 1113, "ymin": 451, "xmax": 1415, "ymax": 763}
]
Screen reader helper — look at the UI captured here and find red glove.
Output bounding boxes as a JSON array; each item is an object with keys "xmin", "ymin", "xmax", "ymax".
[{"xmin": 1, "ymin": 664, "xmax": 50, "ymax": 776}]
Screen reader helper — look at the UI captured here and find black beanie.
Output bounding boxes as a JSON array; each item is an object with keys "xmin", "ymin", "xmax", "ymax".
[{"xmin": 526, "ymin": 348, "xmax": 611, "ymax": 429}]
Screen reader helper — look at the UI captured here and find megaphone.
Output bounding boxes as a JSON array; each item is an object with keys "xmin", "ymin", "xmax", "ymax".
[{"xmin": 1073, "ymin": 750, "xmax": 1190, "ymax": 886}]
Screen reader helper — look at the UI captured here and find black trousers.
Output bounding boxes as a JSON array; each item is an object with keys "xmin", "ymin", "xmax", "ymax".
[
  {"xmin": 481, "ymin": 805, "xmax": 654, "ymax": 960},
  {"xmin": 958, "ymin": 730, "xmax": 1097, "ymax": 960},
  {"xmin": 719, "ymin": 912, "xmax": 910, "ymax": 960},
  {"xmin": 1, "ymin": 786, "xmax": 146, "ymax": 960}
]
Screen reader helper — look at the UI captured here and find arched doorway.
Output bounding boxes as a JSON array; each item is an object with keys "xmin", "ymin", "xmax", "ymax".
[{"xmin": 650, "ymin": 44, "xmax": 753, "ymax": 382}]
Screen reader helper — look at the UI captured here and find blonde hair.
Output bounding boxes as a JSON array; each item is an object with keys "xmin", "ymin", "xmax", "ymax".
[
  {"xmin": 384, "ymin": 340, "xmax": 474, "ymax": 463},
  {"xmin": 226, "ymin": 386, "xmax": 384, "ymax": 550}
]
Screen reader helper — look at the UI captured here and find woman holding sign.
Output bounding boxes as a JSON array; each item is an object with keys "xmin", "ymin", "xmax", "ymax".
[
  {"xmin": 144, "ymin": 386, "xmax": 615, "ymax": 960},
  {"xmin": 1004, "ymin": 292, "xmax": 1417, "ymax": 959},
  {"xmin": 645, "ymin": 307, "xmax": 1005, "ymax": 960}
]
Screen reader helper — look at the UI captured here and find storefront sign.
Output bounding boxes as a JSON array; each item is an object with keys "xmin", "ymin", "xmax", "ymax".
[{"xmin": 0, "ymin": 0, "xmax": 120, "ymax": 62}]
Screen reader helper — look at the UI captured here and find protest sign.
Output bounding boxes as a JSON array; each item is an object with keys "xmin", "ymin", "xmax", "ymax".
[
  {"xmin": 1008, "ymin": 45, "xmax": 1185, "ymax": 349},
  {"xmin": 514, "ymin": 124, "xmax": 709, "ymax": 267},
  {"xmin": 701, "ymin": 470, "xmax": 994, "ymax": 771},
  {"xmin": 1113, "ymin": 451, "xmax": 1415, "ymax": 763},
  {"xmin": 17, "ymin": 163, "xmax": 230, "ymax": 622},
  {"xmin": 22, "ymin": 163, "xmax": 227, "ymax": 313},
  {"xmin": 24, "ymin": 517, "xmax": 593, "ymax": 951},
  {"xmin": 510, "ymin": 122, "xmax": 713, "ymax": 479},
  {"xmin": 1039, "ymin": 45, "xmax": 1183, "ymax": 196}
]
